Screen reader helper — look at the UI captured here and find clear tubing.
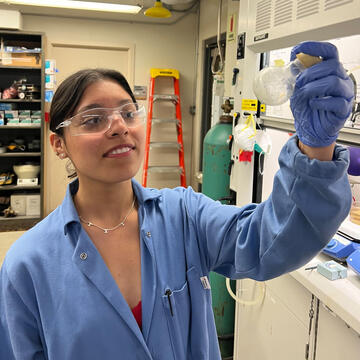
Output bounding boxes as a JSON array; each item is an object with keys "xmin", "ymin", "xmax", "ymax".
[{"xmin": 225, "ymin": 277, "xmax": 266, "ymax": 306}]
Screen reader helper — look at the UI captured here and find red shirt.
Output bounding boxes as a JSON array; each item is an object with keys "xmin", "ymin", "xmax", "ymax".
[{"xmin": 131, "ymin": 301, "xmax": 142, "ymax": 330}]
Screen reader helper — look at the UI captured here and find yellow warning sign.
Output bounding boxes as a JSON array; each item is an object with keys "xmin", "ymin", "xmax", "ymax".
[
  {"xmin": 241, "ymin": 99, "xmax": 258, "ymax": 111},
  {"xmin": 260, "ymin": 104, "xmax": 266, "ymax": 112}
]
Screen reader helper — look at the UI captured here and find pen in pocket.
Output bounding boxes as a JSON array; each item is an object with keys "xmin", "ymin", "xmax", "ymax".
[{"xmin": 165, "ymin": 289, "xmax": 173, "ymax": 316}]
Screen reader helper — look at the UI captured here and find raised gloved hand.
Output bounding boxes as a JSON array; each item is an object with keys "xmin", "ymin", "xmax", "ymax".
[{"xmin": 290, "ymin": 41, "xmax": 355, "ymax": 147}]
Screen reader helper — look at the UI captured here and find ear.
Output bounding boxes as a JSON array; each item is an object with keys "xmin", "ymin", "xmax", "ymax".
[{"xmin": 50, "ymin": 133, "xmax": 68, "ymax": 159}]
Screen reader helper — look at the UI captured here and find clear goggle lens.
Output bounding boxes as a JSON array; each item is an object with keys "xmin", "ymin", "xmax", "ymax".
[{"xmin": 56, "ymin": 102, "xmax": 146, "ymax": 136}]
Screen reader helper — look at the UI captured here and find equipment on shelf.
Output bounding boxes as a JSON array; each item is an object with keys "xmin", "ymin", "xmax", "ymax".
[
  {"xmin": 0, "ymin": 173, "xmax": 15, "ymax": 186},
  {"xmin": 3, "ymin": 206, "xmax": 16, "ymax": 218},
  {"xmin": 0, "ymin": 196, "xmax": 10, "ymax": 215},
  {"xmin": 1, "ymin": 78, "xmax": 40, "ymax": 100},
  {"xmin": 13, "ymin": 163, "xmax": 40, "ymax": 186},
  {"xmin": 0, "ymin": 30, "xmax": 44, "ymax": 229}
]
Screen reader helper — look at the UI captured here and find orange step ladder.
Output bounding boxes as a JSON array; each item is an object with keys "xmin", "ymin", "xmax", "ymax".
[{"xmin": 142, "ymin": 68, "xmax": 186, "ymax": 187}]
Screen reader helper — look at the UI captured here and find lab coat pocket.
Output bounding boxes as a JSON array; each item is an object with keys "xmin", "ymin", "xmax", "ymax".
[
  {"xmin": 186, "ymin": 266, "xmax": 216, "ymax": 359},
  {"xmin": 162, "ymin": 280, "xmax": 190, "ymax": 359}
]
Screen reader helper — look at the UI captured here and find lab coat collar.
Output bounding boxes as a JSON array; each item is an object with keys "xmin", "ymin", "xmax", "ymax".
[
  {"xmin": 131, "ymin": 178, "xmax": 162, "ymax": 204},
  {"xmin": 60, "ymin": 178, "xmax": 162, "ymax": 235},
  {"xmin": 61, "ymin": 179, "xmax": 81, "ymax": 236}
]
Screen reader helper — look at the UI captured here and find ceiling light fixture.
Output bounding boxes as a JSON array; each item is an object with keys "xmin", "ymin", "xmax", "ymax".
[
  {"xmin": 144, "ymin": 1, "xmax": 171, "ymax": 18},
  {"xmin": 0, "ymin": 0, "xmax": 142, "ymax": 14}
]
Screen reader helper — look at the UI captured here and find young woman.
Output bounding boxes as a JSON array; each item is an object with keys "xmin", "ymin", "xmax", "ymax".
[{"xmin": 0, "ymin": 41, "xmax": 354, "ymax": 360}]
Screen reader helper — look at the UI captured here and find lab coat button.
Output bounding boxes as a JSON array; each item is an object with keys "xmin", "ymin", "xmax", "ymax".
[
  {"xmin": 146, "ymin": 231, "xmax": 151, "ymax": 237},
  {"xmin": 80, "ymin": 252, "xmax": 88, "ymax": 260}
]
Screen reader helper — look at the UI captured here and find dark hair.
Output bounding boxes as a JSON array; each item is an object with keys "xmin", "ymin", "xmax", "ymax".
[{"xmin": 49, "ymin": 68, "xmax": 136, "ymax": 135}]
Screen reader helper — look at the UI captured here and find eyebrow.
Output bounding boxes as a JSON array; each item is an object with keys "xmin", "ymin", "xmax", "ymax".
[{"xmin": 77, "ymin": 99, "xmax": 133, "ymax": 114}]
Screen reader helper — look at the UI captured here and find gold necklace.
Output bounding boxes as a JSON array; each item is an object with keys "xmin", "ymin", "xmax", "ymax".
[{"xmin": 79, "ymin": 197, "xmax": 136, "ymax": 234}]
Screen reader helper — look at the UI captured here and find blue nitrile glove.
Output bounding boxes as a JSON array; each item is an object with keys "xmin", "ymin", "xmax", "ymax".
[{"xmin": 290, "ymin": 41, "xmax": 355, "ymax": 147}]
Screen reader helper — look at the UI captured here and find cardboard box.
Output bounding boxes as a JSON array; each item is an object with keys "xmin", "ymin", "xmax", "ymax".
[
  {"xmin": 25, "ymin": 195, "xmax": 40, "ymax": 216},
  {"xmin": 0, "ymin": 10, "xmax": 22, "ymax": 31},
  {"xmin": 31, "ymin": 110, "xmax": 42, "ymax": 117},
  {"xmin": 5, "ymin": 110, "xmax": 18, "ymax": 119},
  {"xmin": 10, "ymin": 194, "xmax": 26, "ymax": 216},
  {"xmin": 19, "ymin": 110, "xmax": 31, "ymax": 117},
  {"xmin": 20, "ymin": 118, "xmax": 32, "ymax": 125},
  {"xmin": 7, "ymin": 118, "xmax": 20, "ymax": 125},
  {"xmin": 1, "ymin": 52, "xmax": 41, "ymax": 67},
  {"xmin": 0, "ymin": 104, "xmax": 12, "ymax": 111}
]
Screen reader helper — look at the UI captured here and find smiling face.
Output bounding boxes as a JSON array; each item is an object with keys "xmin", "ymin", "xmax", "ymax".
[{"xmin": 50, "ymin": 79, "xmax": 145, "ymax": 185}]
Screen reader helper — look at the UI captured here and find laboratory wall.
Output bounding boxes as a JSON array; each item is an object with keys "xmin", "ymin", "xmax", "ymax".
[
  {"xmin": 191, "ymin": 0, "xmax": 239, "ymax": 188},
  {"xmin": 191, "ymin": 0, "xmax": 227, "ymax": 188},
  {"xmin": 21, "ymin": 13, "xmax": 197, "ymax": 214}
]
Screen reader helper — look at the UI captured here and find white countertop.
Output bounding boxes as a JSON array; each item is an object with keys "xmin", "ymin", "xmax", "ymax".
[{"xmin": 290, "ymin": 250, "xmax": 360, "ymax": 335}]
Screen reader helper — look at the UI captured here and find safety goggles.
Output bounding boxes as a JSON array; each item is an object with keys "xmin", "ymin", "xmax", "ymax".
[{"xmin": 55, "ymin": 102, "xmax": 146, "ymax": 136}]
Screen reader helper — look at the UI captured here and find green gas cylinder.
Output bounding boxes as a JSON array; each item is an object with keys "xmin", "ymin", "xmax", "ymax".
[{"xmin": 202, "ymin": 115, "xmax": 236, "ymax": 359}]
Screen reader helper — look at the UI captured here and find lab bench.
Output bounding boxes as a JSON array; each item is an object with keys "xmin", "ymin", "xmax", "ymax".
[{"xmin": 233, "ymin": 253, "xmax": 360, "ymax": 359}]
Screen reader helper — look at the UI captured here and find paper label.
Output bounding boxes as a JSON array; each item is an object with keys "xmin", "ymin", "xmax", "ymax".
[
  {"xmin": 241, "ymin": 99, "xmax": 258, "ymax": 111},
  {"xmin": 17, "ymin": 178, "xmax": 38, "ymax": 186},
  {"xmin": 200, "ymin": 276, "xmax": 211, "ymax": 290},
  {"xmin": 133, "ymin": 85, "xmax": 147, "ymax": 100}
]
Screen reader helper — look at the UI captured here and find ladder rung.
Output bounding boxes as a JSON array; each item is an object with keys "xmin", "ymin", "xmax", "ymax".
[
  {"xmin": 153, "ymin": 94, "xmax": 179, "ymax": 102},
  {"xmin": 143, "ymin": 69, "xmax": 186, "ymax": 187},
  {"xmin": 148, "ymin": 166, "xmax": 183, "ymax": 174},
  {"xmin": 150, "ymin": 142, "xmax": 181, "ymax": 149},
  {"xmin": 152, "ymin": 118, "xmax": 179, "ymax": 125}
]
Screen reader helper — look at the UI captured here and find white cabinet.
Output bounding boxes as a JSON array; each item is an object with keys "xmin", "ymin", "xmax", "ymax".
[
  {"xmin": 234, "ymin": 270, "xmax": 360, "ymax": 359},
  {"xmin": 234, "ymin": 276, "xmax": 310, "ymax": 360},
  {"xmin": 316, "ymin": 304, "xmax": 360, "ymax": 358}
]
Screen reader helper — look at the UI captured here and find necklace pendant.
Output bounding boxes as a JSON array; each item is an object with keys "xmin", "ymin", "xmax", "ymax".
[{"xmin": 79, "ymin": 196, "xmax": 135, "ymax": 235}]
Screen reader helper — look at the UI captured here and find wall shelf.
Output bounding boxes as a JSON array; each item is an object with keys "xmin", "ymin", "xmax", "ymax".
[
  {"xmin": 0, "ymin": 215, "xmax": 40, "ymax": 221},
  {"xmin": 0, "ymin": 185, "xmax": 41, "ymax": 191},
  {"xmin": 0, "ymin": 125, "xmax": 41, "ymax": 129},
  {"xmin": 0, "ymin": 30, "xmax": 44, "ymax": 231},
  {"xmin": 0, "ymin": 152, "xmax": 41, "ymax": 157},
  {"xmin": 0, "ymin": 99, "xmax": 41, "ymax": 103},
  {"xmin": 0, "ymin": 65, "xmax": 41, "ymax": 70}
]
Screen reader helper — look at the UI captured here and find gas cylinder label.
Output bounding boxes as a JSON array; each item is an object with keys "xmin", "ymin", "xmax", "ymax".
[{"xmin": 241, "ymin": 99, "xmax": 258, "ymax": 111}]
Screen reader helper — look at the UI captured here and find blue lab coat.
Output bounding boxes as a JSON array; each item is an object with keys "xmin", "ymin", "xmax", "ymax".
[{"xmin": 0, "ymin": 137, "xmax": 352, "ymax": 359}]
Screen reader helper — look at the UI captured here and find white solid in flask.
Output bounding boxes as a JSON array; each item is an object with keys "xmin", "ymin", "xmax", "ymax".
[{"xmin": 253, "ymin": 53, "xmax": 321, "ymax": 106}]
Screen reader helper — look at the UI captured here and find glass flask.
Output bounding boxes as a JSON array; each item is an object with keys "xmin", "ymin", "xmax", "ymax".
[{"xmin": 253, "ymin": 53, "xmax": 321, "ymax": 106}]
